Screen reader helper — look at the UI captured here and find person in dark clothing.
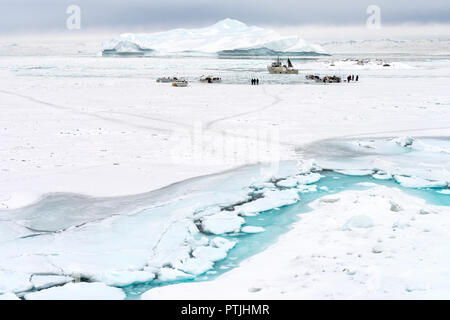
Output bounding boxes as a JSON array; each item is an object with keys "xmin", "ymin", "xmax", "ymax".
[
  {"xmin": 347, "ymin": 75, "xmax": 351, "ymax": 82},
  {"xmin": 356, "ymin": 75, "xmax": 359, "ymax": 81},
  {"xmin": 351, "ymin": 75, "xmax": 354, "ymax": 81},
  {"xmin": 256, "ymin": 79, "xmax": 259, "ymax": 85},
  {"xmin": 251, "ymin": 79, "xmax": 254, "ymax": 85}
]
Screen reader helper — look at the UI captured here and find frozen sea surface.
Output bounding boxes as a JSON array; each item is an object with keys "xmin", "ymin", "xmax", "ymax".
[
  {"xmin": 0, "ymin": 43, "xmax": 449, "ymax": 298},
  {"xmin": 0, "ymin": 137, "xmax": 448, "ymax": 299},
  {"xmin": 1, "ymin": 54, "xmax": 449, "ymax": 85}
]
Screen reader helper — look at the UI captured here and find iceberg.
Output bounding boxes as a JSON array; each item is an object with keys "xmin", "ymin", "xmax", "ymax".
[
  {"xmin": 102, "ymin": 40, "xmax": 155, "ymax": 56},
  {"xmin": 102, "ymin": 18, "xmax": 326, "ymax": 57}
]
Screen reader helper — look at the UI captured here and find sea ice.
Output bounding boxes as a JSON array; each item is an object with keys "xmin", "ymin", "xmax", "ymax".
[
  {"xmin": 94, "ymin": 270, "xmax": 156, "ymax": 287},
  {"xmin": 296, "ymin": 184, "xmax": 317, "ymax": 193},
  {"xmin": 295, "ymin": 173, "xmax": 323, "ymax": 185},
  {"xmin": 201, "ymin": 211, "xmax": 245, "ymax": 234},
  {"xmin": 0, "ymin": 270, "xmax": 32, "ymax": 294},
  {"xmin": 142, "ymin": 185, "xmax": 450, "ymax": 299},
  {"xmin": 394, "ymin": 175, "xmax": 447, "ymax": 188},
  {"xmin": 235, "ymin": 188, "xmax": 300, "ymax": 216},
  {"xmin": 157, "ymin": 268, "xmax": 194, "ymax": 282},
  {"xmin": 172, "ymin": 258, "xmax": 214, "ymax": 276},
  {"xmin": 342, "ymin": 215, "xmax": 375, "ymax": 230},
  {"xmin": 241, "ymin": 226, "xmax": 266, "ymax": 233},
  {"xmin": 276, "ymin": 177, "xmax": 298, "ymax": 188},
  {"xmin": 30, "ymin": 275, "xmax": 73, "ymax": 290},
  {"xmin": 24, "ymin": 282, "xmax": 125, "ymax": 300},
  {"xmin": 0, "ymin": 292, "xmax": 19, "ymax": 300}
]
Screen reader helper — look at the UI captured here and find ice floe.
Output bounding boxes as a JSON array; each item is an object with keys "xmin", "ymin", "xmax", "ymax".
[
  {"xmin": 30, "ymin": 275, "xmax": 73, "ymax": 290},
  {"xmin": 241, "ymin": 226, "xmax": 266, "ymax": 234},
  {"xmin": 93, "ymin": 270, "xmax": 156, "ymax": 287},
  {"xmin": 201, "ymin": 210, "xmax": 245, "ymax": 234},
  {"xmin": 235, "ymin": 189, "xmax": 300, "ymax": 216}
]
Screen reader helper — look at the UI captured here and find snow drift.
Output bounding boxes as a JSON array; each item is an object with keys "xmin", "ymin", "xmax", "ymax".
[{"xmin": 102, "ymin": 19, "xmax": 325, "ymax": 57}]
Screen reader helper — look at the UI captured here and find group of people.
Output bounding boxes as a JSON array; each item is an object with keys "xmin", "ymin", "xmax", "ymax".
[
  {"xmin": 347, "ymin": 75, "xmax": 359, "ymax": 82},
  {"xmin": 251, "ymin": 78, "xmax": 260, "ymax": 85}
]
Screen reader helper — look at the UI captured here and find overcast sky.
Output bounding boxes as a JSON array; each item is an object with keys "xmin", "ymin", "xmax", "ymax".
[{"xmin": 1, "ymin": 0, "xmax": 449, "ymax": 33}]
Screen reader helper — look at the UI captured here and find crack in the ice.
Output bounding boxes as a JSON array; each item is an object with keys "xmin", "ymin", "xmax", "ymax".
[{"xmin": 205, "ymin": 85, "xmax": 284, "ymax": 130}]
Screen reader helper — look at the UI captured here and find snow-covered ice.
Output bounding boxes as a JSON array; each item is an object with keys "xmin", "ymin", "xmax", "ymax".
[
  {"xmin": 30, "ymin": 275, "xmax": 73, "ymax": 290},
  {"xmin": 0, "ymin": 36, "xmax": 449, "ymax": 299},
  {"xmin": 0, "ymin": 292, "xmax": 20, "ymax": 300},
  {"xmin": 24, "ymin": 282, "xmax": 125, "ymax": 300},
  {"xmin": 241, "ymin": 226, "xmax": 266, "ymax": 234},
  {"xmin": 142, "ymin": 186, "xmax": 450, "ymax": 299},
  {"xmin": 201, "ymin": 210, "xmax": 245, "ymax": 234},
  {"xmin": 235, "ymin": 189, "xmax": 300, "ymax": 216}
]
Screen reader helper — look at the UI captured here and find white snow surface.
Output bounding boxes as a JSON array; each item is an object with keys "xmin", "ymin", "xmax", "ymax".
[
  {"xmin": 30, "ymin": 275, "xmax": 73, "ymax": 290},
  {"xmin": 0, "ymin": 292, "xmax": 20, "ymax": 300},
  {"xmin": 102, "ymin": 19, "xmax": 324, "ymax": 55},
  {"xmin": 142, "ymin": 186, "xmax": 450, "ymax": 299},
  {"xmin": 24, "ymin": 282, "xmax": 125, "ymax": 300},
  {"xmin": 0, "ymin": 49, "xmax": 449, "ymax": 299}
]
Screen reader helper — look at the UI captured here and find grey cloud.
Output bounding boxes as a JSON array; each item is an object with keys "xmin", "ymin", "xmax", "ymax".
[{"xmin": 0, "ymin": 0, "xmax": 449, "ymax": 33}]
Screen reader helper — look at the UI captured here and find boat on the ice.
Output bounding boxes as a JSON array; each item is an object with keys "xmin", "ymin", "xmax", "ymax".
[
  {"xmin": 200, "ymin": 75, "xmax": 222, "ymax": 83},
  {"xmin": 267, "ymin": 57, "xmax": 298, "ymax": 74},
  {"xmin": 322, "ymin": 75, "xmax": 341, "ymax": 83},
  {"xmin": 172, "ymin": 79, "xmax": 188, "ymax": 87},
  {"xmin": 306, "ymin": 74, "xmax": 341, "ymax": 83},
  {"xmin": 157, "ymin": 76, "xmax": 178, "ymax": 83}
]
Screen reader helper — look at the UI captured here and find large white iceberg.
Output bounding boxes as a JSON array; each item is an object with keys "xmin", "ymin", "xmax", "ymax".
[{"xmin": 102, "ymin": 18, "xmax": 325, "ymax": 56}]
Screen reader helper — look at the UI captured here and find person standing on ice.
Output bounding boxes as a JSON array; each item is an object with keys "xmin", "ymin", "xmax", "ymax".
[
  {"xmin": 356, "ymin": 75, "xmax": 359, "ymax": 81},
  {"xmin": 347, "ymin": 75, "xmax": 351, "ymax": 82},
  {"xmin": 256, "ymin": 79, "xmax": 259, "ymax": 85}
]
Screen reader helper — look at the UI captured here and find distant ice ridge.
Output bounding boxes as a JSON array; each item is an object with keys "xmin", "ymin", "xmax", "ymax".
[
  {"xmin": 320, "ymin": 39, "xmax": 450, "ymax": 55},
  {"xmin": 102, "ymin": 18, "xmax": 326, "ymax": 56}
]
